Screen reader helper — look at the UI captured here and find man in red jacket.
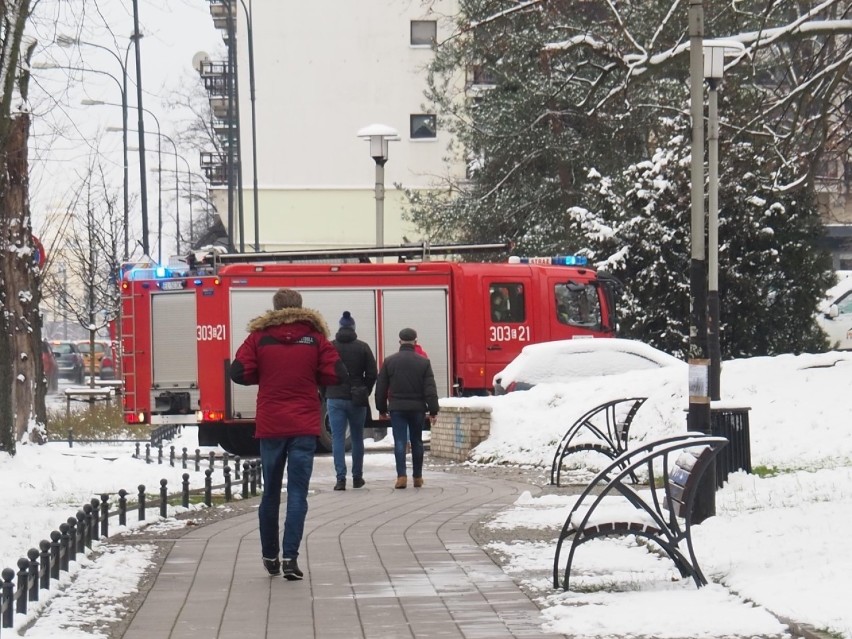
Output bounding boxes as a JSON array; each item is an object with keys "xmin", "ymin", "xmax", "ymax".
[{"xmin": 230, "ymin": 288, "xmax": 347, "ymax": 580}]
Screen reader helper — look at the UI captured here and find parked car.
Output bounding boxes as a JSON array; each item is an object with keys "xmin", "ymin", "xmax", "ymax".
[
  {"xmin": 50, "ymin": 340, "xmax": 85, "ymax": 384},
  {"xmin": 817, "ymin": 274, "xmax": 852, "ymax": 350},
  {"xmin": 492, "ymin": 338, "xmax": 684, "ymax": 395},
  {"xmin": 41, "ymin": 339, "xmax": 59, "ymax": 393},
  {"xmin": 76, "ymin": 340, "xmax": 113, "ymax": 378}
]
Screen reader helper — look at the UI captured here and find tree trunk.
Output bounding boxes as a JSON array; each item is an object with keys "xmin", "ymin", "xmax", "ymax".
[{"xmin": 0, "ymin": 112, "xmax": 45, "ymax": 448}]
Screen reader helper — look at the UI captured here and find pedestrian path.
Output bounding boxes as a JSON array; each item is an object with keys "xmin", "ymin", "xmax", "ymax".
[{"xmin": 119, "ymin": 456, "xmax": 566, "ymax": 639}]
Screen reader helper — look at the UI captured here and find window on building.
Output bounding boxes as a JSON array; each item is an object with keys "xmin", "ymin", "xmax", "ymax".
[
  {"xmin": 410, "ymin": 114, "xmax": 437, "ymax": 139},
  {"xmin": 490, "ymin": 284, "xmax": 525, "ymax": 323},
  {"xmin": 470, "ymin": 65, "xmax": 497, "ymax": 86},
  {"xmin": 410, "ymin": 20, "xmax": 437, "ymax": 46}
]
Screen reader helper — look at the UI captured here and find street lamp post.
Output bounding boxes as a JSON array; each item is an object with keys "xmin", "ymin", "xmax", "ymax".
[
  {"xmin": 703, "ymin": 39, "xmax": 746, "ymax": 402},
  {"xmin": 237, "ymin": 0, "xmax": 260, "ymax": 251},
  {"xmin": 131, "ymin": 0, "xmax": 150, "ymax": 258},
  {"xmin": 357, "ymin": 124, "xmax": 400, "ymax": 261},
  {"xmin": 687, "ymin": 0, "xmax": 709, "ymax": 436},
  {"xmin": 59, "ymin": 263, "xmax": 68, "ymax": 339},
  {"xmin": 61, "ymin": 36, "xmax": 135, "ymax": 261}
]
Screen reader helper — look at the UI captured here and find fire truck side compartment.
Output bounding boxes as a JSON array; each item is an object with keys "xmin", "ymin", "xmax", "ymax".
[{"xmin": 150, "ymin": 291, "xmax": 199, "ymax": 415}]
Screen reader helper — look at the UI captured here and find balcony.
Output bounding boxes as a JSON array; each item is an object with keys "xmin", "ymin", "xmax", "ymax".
[
  {"xmin": 209, "ymin": 0, "xmax": 234, "ymax": 31},
  {"xmin": 200, "ymin": 151, "xmax": 227, "ymax": 186}
]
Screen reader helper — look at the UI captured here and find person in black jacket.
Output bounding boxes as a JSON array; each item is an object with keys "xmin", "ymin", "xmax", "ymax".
[
  {"xmin": 375, "ymin": 327, "xmax": 439, "ymax": 489},
  {"xmin": 325, "ymin": 311, "xmax": 378, "ymax": 490}
]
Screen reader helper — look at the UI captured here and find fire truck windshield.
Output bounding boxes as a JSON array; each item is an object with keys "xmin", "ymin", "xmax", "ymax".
[{"xmin": 555, "ymin": 282, "xmax": 601, "ymax": 328}]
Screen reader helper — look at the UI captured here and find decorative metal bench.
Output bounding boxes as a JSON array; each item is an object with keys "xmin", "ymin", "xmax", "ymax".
[
  {"xmin": 550, "ymin": 397, "xmax": 647, "ymax": 486},
  {"xmin": 553, "ymin": 434, "xmax": 728, "ymax": 591}
]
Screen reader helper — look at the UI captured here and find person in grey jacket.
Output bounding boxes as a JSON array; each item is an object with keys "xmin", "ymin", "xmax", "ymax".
[
  {"xmin": 375, "ymin": 327, "xmax": 439, "ymax": 489},
  {"xmin": 325, "ymin": 311, "xmax": 378, "ymax": 490}
]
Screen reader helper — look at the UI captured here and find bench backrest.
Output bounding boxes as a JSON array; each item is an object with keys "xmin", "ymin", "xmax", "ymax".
[{"xmin": 667, "ymin": 445, "xmax": 715, "ymax": 519}]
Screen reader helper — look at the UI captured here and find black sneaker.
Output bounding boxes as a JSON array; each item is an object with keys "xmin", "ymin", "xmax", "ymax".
[
  {"xmin": 352, "ymin": 477, "xmax": 365, "ymax": 488},
  {"xmin": 333, "ymin": 479, "xmax": 346, "ymax": 491},
  {"xmin": 263, "ymin": 557, "xmax": 280, "ymax": 576},
  {"xmin": 281, "ymin": 558, "xmax": 303, "ymax": 581}
]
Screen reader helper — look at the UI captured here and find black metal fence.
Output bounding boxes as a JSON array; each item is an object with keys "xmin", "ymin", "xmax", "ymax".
[{"xmin": 0, "ymin": 452, "xmax": 262, "ymax": 635}]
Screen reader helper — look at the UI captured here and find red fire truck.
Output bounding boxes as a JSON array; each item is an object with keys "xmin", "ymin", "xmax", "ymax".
[{"xmin": 120, "ymin": 244, "xmax": 621, "ymax": 455}]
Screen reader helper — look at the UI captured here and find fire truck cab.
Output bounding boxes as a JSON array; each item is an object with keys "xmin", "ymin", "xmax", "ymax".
[{"xmin": 121, "ymin": 248, "xmax": 620, "ymax": 456}]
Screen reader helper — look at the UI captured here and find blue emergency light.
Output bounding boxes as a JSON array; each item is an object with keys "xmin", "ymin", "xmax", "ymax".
[{"xmin": 508, "ymin": 255, "xmax": 588, "ymax": 266}]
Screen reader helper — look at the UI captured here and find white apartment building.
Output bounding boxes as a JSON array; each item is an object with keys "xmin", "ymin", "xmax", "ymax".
[{"xmin": 200, "ymin": 0, "xmax": 462, "ymax": 252}]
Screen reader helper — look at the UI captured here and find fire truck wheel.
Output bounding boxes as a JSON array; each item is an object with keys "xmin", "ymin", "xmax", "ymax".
[{"xmin": 219, "ymin": 425, "xmax": 260, "ymax": 457}]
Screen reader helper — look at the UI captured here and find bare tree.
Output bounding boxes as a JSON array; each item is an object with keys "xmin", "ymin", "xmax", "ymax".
[{"xmin": 40, "ymin": 155, "xmax": 124, "ymax": 358}]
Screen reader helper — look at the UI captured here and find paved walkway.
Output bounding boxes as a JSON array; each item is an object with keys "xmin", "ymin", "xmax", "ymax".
[{"xmin": 119, "ymin": 455, "xmax": 566, "ymax": 639}]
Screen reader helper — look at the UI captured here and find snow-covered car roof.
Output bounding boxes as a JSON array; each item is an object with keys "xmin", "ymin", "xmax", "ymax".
[
  {"xmin": 818, "ymin": 271, "xmax": 852, "ymax": 314},
  {"xmin": 492, "ymin": 337, "xmax": 684, "ymax": 391}
]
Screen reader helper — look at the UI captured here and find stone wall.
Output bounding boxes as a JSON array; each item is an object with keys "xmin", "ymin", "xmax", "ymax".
[{"xmin": 430, "ymin": 406, "xmax": 492, "ymax": 462}]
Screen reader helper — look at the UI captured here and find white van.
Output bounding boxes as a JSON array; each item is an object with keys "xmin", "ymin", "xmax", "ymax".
[{"xmin": 818, "ymin": 273, "xmax": 852, "ymax": 350}]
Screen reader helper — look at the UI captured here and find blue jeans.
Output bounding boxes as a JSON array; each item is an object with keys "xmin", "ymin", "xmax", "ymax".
[
  {"xmin": 390, "ymin": 410, "xmax": 425, "ymax": 478},
  {"xmin": 326, "ymin": 398, "xmax": 367, "ymax": 481},
  {"xmin": 258, "ymin": 436, "xmax": 316, "ymax": 560}
]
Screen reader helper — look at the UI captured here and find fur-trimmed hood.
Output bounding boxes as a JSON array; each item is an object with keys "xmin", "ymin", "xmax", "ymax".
[{"xmin": 246, "ymin": 307, "xmax": 331, "ymax": 337}]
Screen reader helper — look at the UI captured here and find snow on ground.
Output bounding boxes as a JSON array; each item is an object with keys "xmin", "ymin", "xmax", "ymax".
[{"xmin": 2, "ymin": 350, "xmax": 851, "ymax": 637}]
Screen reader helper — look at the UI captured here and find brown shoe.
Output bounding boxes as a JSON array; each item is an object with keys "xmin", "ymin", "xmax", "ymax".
[
  {"xmin": 394, "ymin": 476, "xmax": 407, "ymax": 489},
  {"xmin": 413, "ymin": 477, "xmax": 423, "ymax": 488}
]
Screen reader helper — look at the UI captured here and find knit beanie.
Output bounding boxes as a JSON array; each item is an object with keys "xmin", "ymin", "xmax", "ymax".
[
  {"xmin": 273, "ymin": 288, "xmax": 302, "ymax": 310},
  {"xmin": 339, "ymin": 311, "xmax": 356, "ymax": 329}
]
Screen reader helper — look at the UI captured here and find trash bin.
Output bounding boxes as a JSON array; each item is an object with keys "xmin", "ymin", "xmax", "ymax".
[{"xmin": 710, "ymin": 405, "xmax": 752, "ymax": 487}]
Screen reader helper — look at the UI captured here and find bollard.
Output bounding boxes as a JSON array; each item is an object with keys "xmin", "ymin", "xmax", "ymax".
[
  {"xmin": 170, "ymin": 445, "xmax": 176, "ymax": 467},
  {"xmin": 205, "ymin": 469, "xmax": 213, "ymax": 507},
  {"xmin": 90, "ymin": 498, "xmax": 100, "ymax": 541},
  {"xmin": 2, "ymin": 567, "xmax": 15, "ymax": 627},
  {"xmin": 59, "ymin": 524, "xmax": 70, "ymax": 572},
  {"xmin": 77, "ymin": 511, "xmax": 87, "ymax": 552},
  {"xmin": 234, "ymin": 456, "xmax": 241, "ymax": 480},
  {"xmin": 224, "ymin": 466, "xmax": 232, "ymax": 502},
  {"xmin": 27, "ymin": 549, "xmax": 39, "ymax": 603},
  {"xmin": 145, "ymin": 443, "xmax": 151, "ymax": 464},
  {"xmin": 209, "ymin": 450, "xmax": 215, "ymax": 470},
  {"xmin": 223, "ymin": 452, "xmax": 230, "ymax": 469},
  {"xmin": 159, "ymin": 479, "xmax": 168, "ymax": 518},
  {"xmin": 182, "ymin": 447, "xmax": 188, "ymax": 469},
  {"xmin": 182, "ymin": 473, "xmax": 190, "ymax": 508},
  {"xmin": 82, "ymin": 506, "xmax": 93, "ymax": 549},
  {"xmin": 39, "ymin": 540, "xmax": 50, "ymax": 590},
  {"xmin": 68, "ymin": 428, "xmax": 74, "ymax": 448},
  {"xmin": 138, "ymin": 485, "xmax": 147, "ymax": 522},
  {"xmin": 195, "ymin": 449, "xmax": 201, "ymax": 472},
  {"xmin": 256, "ymin": 459, "xmax": 263, "ymax": 490},
  {"xmin": 242, "ymin": 462, "xmax": 250, "ymax": 499},
  {"xmin": 16, "ymin": 558, "xmax": 29, "ymax": 614},
  {"xmin": 50, "ymin": 531, "xmax": 61, "ymax": 579},
  {"xmin": 158, "ymin": 443, "xmax": 164, "ymax": 465},
  {"xmin": 100, "ymin": 494, "xmax": 110, "ymax": 538},
  {"xmin": 135, "ymin": 441, "xmax": 140, "ymax": 458},
  {"xmin": 66, "ymin": 517, "xmax": 77, "ymax": 563},
  {"xmin": 118, "ymin": 489, "xmax": 128, "ymax": 527}
]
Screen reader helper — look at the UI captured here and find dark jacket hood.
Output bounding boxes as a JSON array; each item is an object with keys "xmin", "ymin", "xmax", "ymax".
[{"xmin": 246, "ymin": 307, "xmax": 331, "ymax": 337}]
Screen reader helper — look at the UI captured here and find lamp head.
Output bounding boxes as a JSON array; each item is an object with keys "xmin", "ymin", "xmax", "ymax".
[
  {"xmin": 702, "ymin": 39, "xmax": 746, "ymax": 80},
  {"xmin": 356, "ymin": 123, "xmax": 400, "ymax": 163}
]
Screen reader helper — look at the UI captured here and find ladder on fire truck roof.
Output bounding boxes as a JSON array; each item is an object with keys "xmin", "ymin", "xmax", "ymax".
[{"xmin": 205, "ymin": 241, "xmax": 512, "ymax": 266}]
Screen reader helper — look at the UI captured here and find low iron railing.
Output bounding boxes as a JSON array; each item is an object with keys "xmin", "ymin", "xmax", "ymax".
[{"xmin": 0, "ymin": 450, "xmax": 262, "ymax": 635}]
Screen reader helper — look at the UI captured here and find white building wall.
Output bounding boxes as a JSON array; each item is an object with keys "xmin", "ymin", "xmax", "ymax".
[{"xmin": 221, "ymin": 0, "xmax": 462, "ymax": 251}]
